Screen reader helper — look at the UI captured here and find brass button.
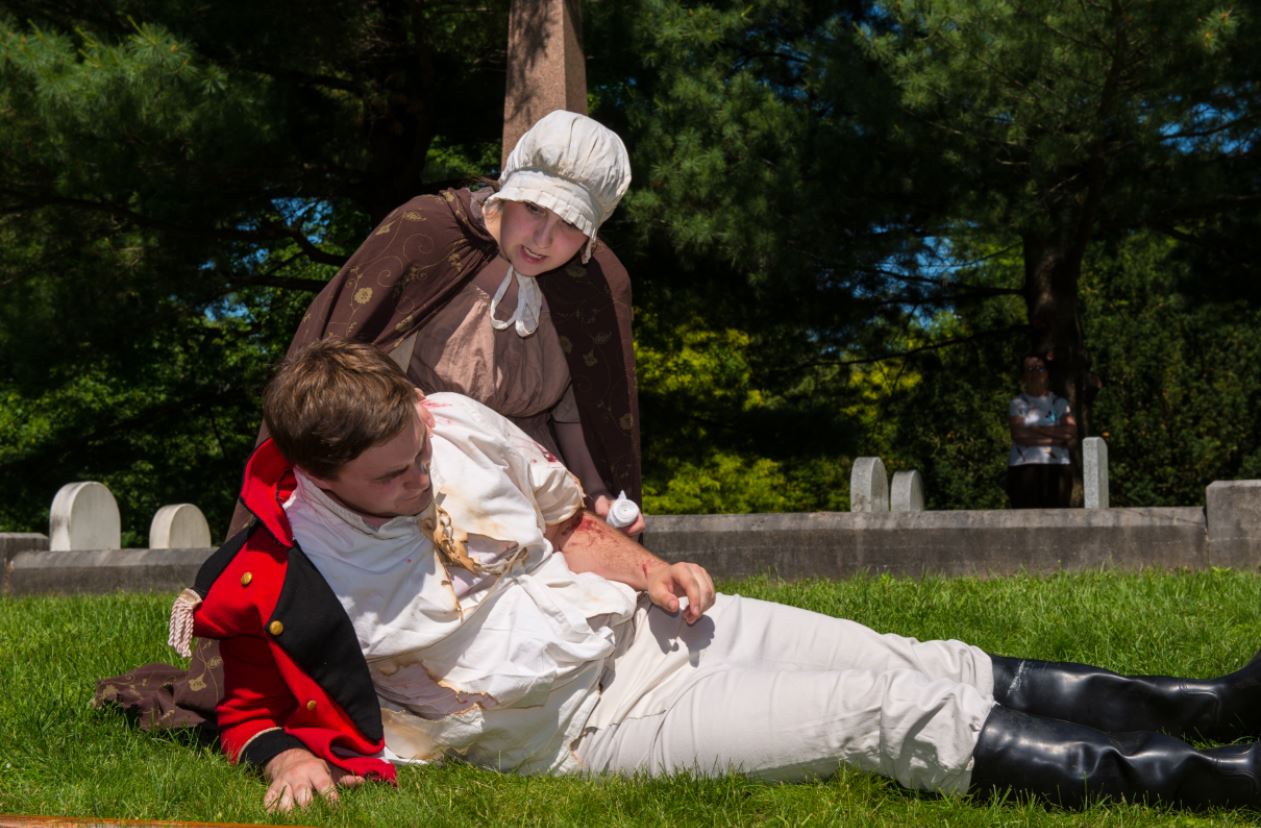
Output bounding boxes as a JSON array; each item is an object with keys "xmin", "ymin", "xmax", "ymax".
[
  {"xmin": 421, "ymin": 518, "xmax": 435, "ymax": 533},
  {"xmin": 267, "ymin": 620, "xmax": 284, "ymax": 636},
  {"xmin": 240, "ymin": 572, "xmax": 253, "ymax": 586},
  {"xmin": 306, "ymin": 700, "xmax": 317, "ymax": 711}
]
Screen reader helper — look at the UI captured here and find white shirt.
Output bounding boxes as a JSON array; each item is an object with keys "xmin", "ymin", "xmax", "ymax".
[
  {"xmin": 1008, "ymin": 392, "xmax": 1071, "ymax": 465},
  {"xmin": 284, "ymin": 393, "xmax": 638, "ymax": 773}
]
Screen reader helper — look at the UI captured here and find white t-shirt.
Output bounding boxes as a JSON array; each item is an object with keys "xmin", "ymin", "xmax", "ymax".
[
  {"xmin": 284, "ymin": 392, "xmax": 638, "ymax": 774},
  {"xmin": 1008, "ymin": 393, "xmax": 1071, "ymax": 466}
]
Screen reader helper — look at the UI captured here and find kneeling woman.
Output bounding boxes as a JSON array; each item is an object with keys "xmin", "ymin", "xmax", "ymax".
[{"xmin": 249, "ymin": 110, "xmax": 644, "ymax": 534}]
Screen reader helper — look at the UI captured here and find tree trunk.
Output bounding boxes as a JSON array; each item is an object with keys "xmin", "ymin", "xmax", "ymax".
[
  {"xmin": 360, "ymin": 0, "xmax": 439, "ymax": 223},
  {"xmin": 1023, "ymin": 230, "xmax": 1093, "ymax": 502},
  {"xmin": 1017, "ymin": 5, "xmax": 1124, "ymax": 491}
]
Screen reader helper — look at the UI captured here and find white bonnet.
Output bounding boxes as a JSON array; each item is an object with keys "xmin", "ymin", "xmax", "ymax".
[{"xmin": 486, "ymin": 110, "xmax": 631, "ymax": 263}]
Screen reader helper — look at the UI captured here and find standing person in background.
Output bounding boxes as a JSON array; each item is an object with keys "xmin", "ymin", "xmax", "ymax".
[
  {"xmin": 231, "ymin": 109, "xmax": 644, "ymax": 536},
  {"xmin": 1006, "ymin": 352, "xmax": 1076, "ymax": 508}
]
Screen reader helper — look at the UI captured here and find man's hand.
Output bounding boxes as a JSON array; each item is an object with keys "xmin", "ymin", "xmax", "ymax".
[
  {"xmin": 644, "ymin": 560, "xmax": 715, "ymax": 624},
  {"xmin": 263, "ymin": 747, "xmax": 365, "ymax": 813},
  {"xmin": 553, "ymin": 510, "xmax": 716, "ymax": 623}
]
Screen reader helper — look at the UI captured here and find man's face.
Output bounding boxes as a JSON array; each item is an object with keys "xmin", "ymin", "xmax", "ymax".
[
  {"xmin": 305, "ymin": 400, "xmax": 434, "ymax": 519},
  {"xmin": 497, "ymin": 200, "xmax": 589, "ymax": 276}
]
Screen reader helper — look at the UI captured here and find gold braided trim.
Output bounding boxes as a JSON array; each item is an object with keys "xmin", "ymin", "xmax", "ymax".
[{"xmin": 429, "ymin": 503, "xmax": 479, "ymax": 573}]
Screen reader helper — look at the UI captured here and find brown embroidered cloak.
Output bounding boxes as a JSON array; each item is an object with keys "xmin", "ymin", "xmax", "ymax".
[{"xmin": 229, "ymin": 187, "xmax": 640, "ymax": 534}]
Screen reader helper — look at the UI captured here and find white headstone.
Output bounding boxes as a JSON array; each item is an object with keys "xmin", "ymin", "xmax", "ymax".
[
  {"xmin": 149, "ymin": 503, "xmax": 212, "ymax": 549},
  {"xmin": 850, "ymin": 457, "xmax": 889, "ymax": 513},
  {"xmin": 1083, "ymin": 436, "xmax": 1109, "ymax": 509},
  {"xmin": 49, "ymin": 481, "xmax": 120, "ymax": 551},
  {"xmin": 891, "ymin": 470, "xmax": 925, "ymax": 512}
]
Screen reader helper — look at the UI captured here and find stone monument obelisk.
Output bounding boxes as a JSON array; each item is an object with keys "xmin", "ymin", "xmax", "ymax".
[{"xmin": 502, "ymin": 0, "xmax": 588, "ymax": 167}]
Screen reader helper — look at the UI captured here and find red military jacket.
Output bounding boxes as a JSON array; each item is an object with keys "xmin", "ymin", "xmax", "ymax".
[{"xmin": 180, "ymin": 439, "xmax": 396, "ymax": 782}]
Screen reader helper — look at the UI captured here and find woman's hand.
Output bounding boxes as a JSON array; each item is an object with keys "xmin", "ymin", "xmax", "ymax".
[
  {"xmin": 592, "ymin": 492, "xmax": 646, "ymax": 535},
  {"xmin": 555, "ymin": 421, "xmax": 645, "ymax": 533}
]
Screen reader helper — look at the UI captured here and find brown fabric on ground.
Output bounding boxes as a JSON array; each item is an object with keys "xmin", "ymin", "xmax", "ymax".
[{"xmin": 93, "ymin": 639, "xmax": 222, "ymax": 731}]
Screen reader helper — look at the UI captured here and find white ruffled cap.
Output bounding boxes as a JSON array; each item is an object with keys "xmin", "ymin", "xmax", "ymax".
[{"xmin": 486, "ymin": 110, "xmax": 631, "ymax": 263}]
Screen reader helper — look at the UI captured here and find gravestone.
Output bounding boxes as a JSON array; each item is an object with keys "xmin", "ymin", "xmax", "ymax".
[
  {"xmin": 49, "ymin": 481, "xmax": 120, "ymax": 551},
  {"xmin": 502, "ymin": 0, "xmax": 587, "ymax": 167},
  {"xmin": 890, "ymin": 470, "xmax": 925, "ymax": 512},
  {"xmin": 1206, "ymin": 480, "xmax": 1261, "ymax": 569},
  {"xmin": 850, "ymin": 457, "xmax": 889, "ymax": 513},
  {"xmin": 149, "ymin": 503, "xmax": 213, "ymax": 550},
  {"xmin": 1083, "ymin": 436, "xmax": 1109, "ymax": 509}
]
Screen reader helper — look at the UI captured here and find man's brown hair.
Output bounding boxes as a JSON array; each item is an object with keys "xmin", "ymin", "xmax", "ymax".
[{"xmin": 263, "ymin": 338, "xmax": 417, "ymax": 479}]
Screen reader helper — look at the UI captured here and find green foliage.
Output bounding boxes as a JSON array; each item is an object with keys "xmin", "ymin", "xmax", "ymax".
[
  {"xmin": 0, "ymin": 286, "xmax": 305, "ymax": 544},
  {"xmin": 593, "ymin": 1, "xmax": 928, "ymax": 305},
  {"xmin": 856, "ymin": 232, "xmax": 1029, "ymax": 509},
  {"xmin": 854, "ymin": 0, "xmax": 1261, "ymax": 444},
  {"xmin": 1, "ymin": 20, "xmax": 278, "ymax": 214},
  {"xmin": 621, "ymin": 0, "xmax": 1261, "ymax": 514},
  {"xmin": 858, "ymin": 0, "xmax": 1258, "ymax": 234},
  {"xmin": 0, "ymin": 2, "xmax": 510, "ymax": 539},
  {"xmin": 1084, "ymin": 234, "xmax": 1261, "ymax": 506},
  {"xmin": 645, "ymin": 451, "xmax": 849, "ymax": 515},
  {"xmin": 635, "ymin": 294, "xmax": 857, "ymax": 515},
  {"xmin": 862, "ymin": 227, "xmax": 1261, "ymax": 511},
  {"xmin": 878, "ymin": 320, "xmax": 1022, "ymax": 511}
]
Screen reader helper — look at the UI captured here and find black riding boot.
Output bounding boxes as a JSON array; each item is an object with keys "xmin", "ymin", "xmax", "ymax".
[
  {"xmin": 990, "ymin": 649, "xmax": 1261, "ymax": 742},
  {"xmin": 969, "ymin": 705, "xmax": 1261, "ymax": 809}
]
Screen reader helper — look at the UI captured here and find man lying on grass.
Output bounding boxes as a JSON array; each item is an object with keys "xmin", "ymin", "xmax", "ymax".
[{"xmin": 166, "ymin": 338, "xmax": 1261, "ymax": 813}]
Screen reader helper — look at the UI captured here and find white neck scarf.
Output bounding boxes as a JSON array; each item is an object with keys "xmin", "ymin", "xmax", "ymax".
[{"xmin": 488, "ymin": 266, "xmax": 542, "ymax": 338}]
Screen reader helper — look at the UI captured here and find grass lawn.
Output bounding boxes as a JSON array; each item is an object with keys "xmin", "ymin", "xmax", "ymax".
[{"xmin": 3, "ymin": 569, "xmax": 1261, "ymax": 826}]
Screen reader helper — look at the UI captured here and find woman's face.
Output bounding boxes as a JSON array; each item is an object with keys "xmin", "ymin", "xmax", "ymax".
[
  {"xmin": 1022, "ymin": 356, "xmax": 1049, "ymax": 392},
  {"xmin": 496, "ymin": 201, "xmax": 589, "ymax": 276}
]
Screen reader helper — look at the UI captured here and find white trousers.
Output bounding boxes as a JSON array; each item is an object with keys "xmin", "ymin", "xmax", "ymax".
[{"xmin": 572, "ymin": 594, "xmax": 996, "ymax": 794}]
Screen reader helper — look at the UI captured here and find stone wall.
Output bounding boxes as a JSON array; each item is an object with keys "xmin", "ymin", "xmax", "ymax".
[
  {"xmin": 4, "ymin": 480, "xmax": 1261, "ymax": 595},
  {"xmin": 644, "ymin": 506, "xmax": 1209, "ymax": 581}
]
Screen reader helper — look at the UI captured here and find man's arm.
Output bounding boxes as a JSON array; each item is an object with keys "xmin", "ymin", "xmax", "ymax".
[
  {"xmin": 546, "ymin": 510, "xmax": 715, "ymax": 624},
  {"xmin": 554, "ymin": 421, "xmax": 646, "ymax": 535},
  {"xmin": 263, "ymin": 748, "xmax": 365, "ymax": 814},
  {"xmin": 216, "ymin": 635, "xmax": 366, "ymax": 813}
]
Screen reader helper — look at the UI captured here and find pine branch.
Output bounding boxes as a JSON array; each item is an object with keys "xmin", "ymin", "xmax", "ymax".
[
  {"xmin": 0, "ymin": 189, "xmax": 346, "ymax": 266},
  {"xmin": 783, "ymin": 325, "xmax": 1026, "ymax": 374},
  {"xmin": 0, "ymin": 380, "xmax": 248, "ymax": 476}
]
